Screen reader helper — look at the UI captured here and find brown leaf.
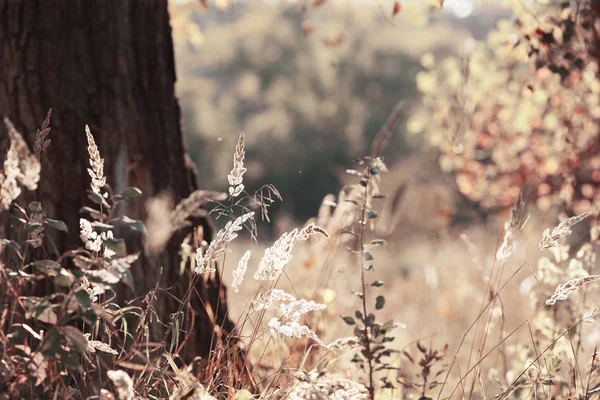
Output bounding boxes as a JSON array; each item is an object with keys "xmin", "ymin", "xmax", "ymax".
[{"xmin": 393, "ymin": 2, "xmax": 402, "ymax": 16}]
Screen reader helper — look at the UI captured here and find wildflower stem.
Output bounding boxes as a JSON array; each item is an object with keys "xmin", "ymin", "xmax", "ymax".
[{"xmin": 359, "ymin": 168, "xmax": 375, "ymax": 399}]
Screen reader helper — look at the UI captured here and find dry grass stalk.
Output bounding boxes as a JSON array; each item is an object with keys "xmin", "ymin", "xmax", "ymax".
[
  {"xmin": 546, "ymin": 275, "xmax": 600, "ymax": 306},
  {"xmin": 171, "ymin": 190, "xmax": 227, "ymax": 231},
  {"xmin": 34, "ymin": 109, "xmax": 52, "ymax": 160},
  {"xmin": 85, "ymin": 125, "xmax": 106, "ymax": 196},
  {"xmin": 539, "ymin": 211, "xmax": 591, "ymax": 250},
  {"xmin": 1, "ymin": 118, "xmax": 41, "ymax": 210},
  {"xmin": 288, "ymin": 371, "xmax": 369, "ymax": 400},
  {"xmin": 252, "ymin": 288, "xmax": 297, "ymax": 311},
  {"xmin": 254, "ymin": 223, "xmax": 329, "ymax": 280},
  {"xmin": 195, "ymin": 211, "xmax": 254, "ymax": 274},
  {"xmin": 496, "ymin": 189, "xmax": 530, "ymax": 262},
  {"xmin": 231, "ymin": 250, "xmax": 250, "ymax": 293},
  {"xmin": 227, "ymin": 132, "xmax": 246, "ymax": 198}
]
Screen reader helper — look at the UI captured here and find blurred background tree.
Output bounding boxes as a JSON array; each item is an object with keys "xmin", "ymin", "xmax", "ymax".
[
  {"xmin": 170, "ymin": 0, "xmax": 507, "ymax": 232},
  {"xmin": 410, "ymin": 0, "xmax": 600, "ymax": 216}
]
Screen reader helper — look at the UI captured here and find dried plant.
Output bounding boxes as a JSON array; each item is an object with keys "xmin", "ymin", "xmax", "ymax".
[
  {"xmin": 496, "ymin": 188, "xmax": 530, "ymax": 262},
  {"xmin": 171, "ymin": 190, "xmax": 227, "ymax": 231},
  {"xmin": 1, "ymin": 119, "xmax": 41, "ymax": 210},
  {"xmin": 288, "ymin": 371, "xmax": 369, "ymax": 399},
  {"xmin": 254, "ymin": 223, "xmax": 329, "ymax": 280},
  {"xmin": 33, "ymin": 109, "xmax": 52, "ymax": 160},
  {"xmin": 231, "ymin": 250, "xmax": 250, "ymax": 293},
  {"xmin": 227, "ymin": 132, "xmax": 246, "ymax": 198},
  {"xmin": 85, "ymin": 125, "xmax": 106, "ymax": 197},
  {"xmin": 539, "ymin": 211, "xmax": 591, "ymax": 250},
  {"xmin": 195, "ymin": 211, "xmax": 254, "ymax": 273},
  {"xmin": 546, "ymin": 275, "xmax": 600, "ymax": 306}
]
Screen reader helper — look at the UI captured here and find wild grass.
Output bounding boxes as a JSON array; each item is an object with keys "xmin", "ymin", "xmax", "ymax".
[
  {"xmin": 1, "ymin": 107, "xmax": 599, "ymax": 400},
  {"xmin": 2, "ymin": 3, "xmax": 600, "ymax": 396}
]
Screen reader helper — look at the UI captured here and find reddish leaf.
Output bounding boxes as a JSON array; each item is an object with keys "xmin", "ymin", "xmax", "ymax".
[{"xmin": 393, "ymin": 2, "xmax": 401, "ymax": 16}]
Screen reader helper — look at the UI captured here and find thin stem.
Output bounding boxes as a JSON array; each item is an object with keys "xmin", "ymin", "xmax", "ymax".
[{"xmin": 359, "ymin": 168, "xmax": 375, "ymax": 399}]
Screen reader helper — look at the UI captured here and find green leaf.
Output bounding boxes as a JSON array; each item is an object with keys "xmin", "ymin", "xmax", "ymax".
[
  {"xmin": 61, "ymin": 326, "xmax": 89, "ymax": 353},
  {"xmin": 355, "ymin": 311, "xmax": 363, "ymax": 320},
  {"xmin": 366, "ymin": 313, "xmax": 375, "ymax": 327},
  {"xmin": 364, "ymin": 252, "xmax": 374, "ymax": 261},
  {"xmin": 79, "ymin": 206, "xmax": 104, "ymax": 220},
  {"xmin": 91, "ymin": 222, "xmax": 114, "ymax": 231},
  {"xmin": 40, "ymin": 330, "xmax": 62, "ymax": 356},
  {"xmin": 87, "ymin": 191, "xmax": 111, "ymax": 209},
  {"xmin": 104, "ymin": 238, "xmax": 127, "ymax": 257},
  {"xmin": 0, "ymin": 239, "xmax": 21, "ymax": 251},
  {"xmin": 366, "ymin": 210, "xmax": 378, "ymax": 219},
  {"xmin": 22, "ymin": 297, "xmax": 57, "ymax": 324},
  {"xmin": 109, "ymin": 216, "xmax": 145, "ymax": 233},
  {"xmin": 9, "ymin": 213, "xmax": 26, "ymax": 225},
  {"xmin": 375, "ymin": 295, "xmax": 385, "ymax": 310},
  {"xmin": 371, "ymin": 280, "xmax": 384, "ymax": 287},
  {"xmin": 120, "ymin": 187, "xmax": 142, "ymax": 198},
  {"xmin": 381, "ymin": 320, "xmax": 394, "ymax": 332},
  {"xmin": 32, "ymin": 260, "xmax": 61, "ymax": 275},
  {"xmin": 75, "ymin": 290, "xmax": 92, "ymax": 309},
  {"xmin": 341, "ymin": 316, "xmax": 356, "ymax": 325},
  {"xmin": 44, "ymin": 219, "xmax": 68, "ymax": 233},
  {"xmin": 28, "ymin": 202, "xmax": 43, "ymax": 213},
  {"xmin": 25, "ymin": 222, "xmax": 43, "ymax": 233},
  {"xmin": 88, "ymin": 191, "xmax": 104, "ymax": 205},
  {"xmin": 54, "ymin": 269, "xmax": 75, "ymax": 287}
]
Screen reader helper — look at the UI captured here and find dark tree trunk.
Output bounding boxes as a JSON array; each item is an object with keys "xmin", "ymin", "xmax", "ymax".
[{"xmin": 0, "ymin": 0, "xmax": 241, "ymax": 387}]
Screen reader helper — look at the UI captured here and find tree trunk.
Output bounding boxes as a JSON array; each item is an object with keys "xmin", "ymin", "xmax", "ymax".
[{"xmin": 0, "ymin": 0, "xmax": 241, "ymax": 387}]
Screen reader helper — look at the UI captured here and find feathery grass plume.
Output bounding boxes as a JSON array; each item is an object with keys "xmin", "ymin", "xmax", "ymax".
[
  {"xmin": 231, "ymin": 250, "xmax": 250, "ymax": 293},
  {"xmin": 267, "ymin": 298, "xmax": 326, "ymax": 344},
  {"xmin": 171, "ymin": 190, "xmax": 227, "ymax": 231},
  {"xmin": 0, "ymin": 138, "xmax": 20, "ymax": 210},
  {"xmin": 288, "ymin": 371, "xmax": 369, "ymax": 400},
  {"xmin": 4, "ymin": 118, "xmax": 41, "ymax": 191},
  {"xmin": 268, "ymin": 319, "xmax": 325, "ymax": 345},
  {"xmin": 85, "ymin": 253, "xmax": 139, "ymax": 284},
  {"xmin": 539, "ymin": 211, "xmax": 591, "ymax": 250},
  {"xmin": 106, "ymin": 370, "xmax": 135, "ymax": 400},
  {"xmin": 227, "ymin": 132, "xmax": 247, "ymax": 198},
  {"xmin": 84, "ymin": 334, "xmax": 118, "ymax": 355},
  {"xmin": 34, "ymin": 109, "xmax": 52, "ymax": 160},
  {"xmin": 254, "ymin": 223, "xmax": 329, "ymax": 280},
  {"xmin": 195, "ymin": 211, "xmax": 254, "ymax": 274},
  {"xmin": 146, "ymin": 190, "xmax": 227, "ymax": 255},
  {"xmin": 279, "ymin": 299, "xmax": 326, "ymax": 322},
  {"xmin": 1, "ymin": 119, "xmax": 41, "ymax": 210},
  {"xmin": 496, "ymin": 188, "xmax": 530, "ymax": 262},
  {"xmin": 546, "ymin": 275, "xmax": 600, "ymax": 305},
  {"xmin": 252, "ymin": 288, "xmax": 296, "ymax": 311},
  {"xmin": 584, "ymin": 307, "xmax": 599, "ymax": 324},
  {"xmin": 85, "ymin": 125, "xmax": 106, "ymax": 197},
  {"xmin": 327, "ymin": 336, "xmax": 362, "ymax": 350}
]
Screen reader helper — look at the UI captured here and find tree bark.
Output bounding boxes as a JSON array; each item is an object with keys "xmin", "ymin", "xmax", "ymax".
[{"xmin": 0, "ymin": 0, "xmax": 240, "ymax": 384}]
